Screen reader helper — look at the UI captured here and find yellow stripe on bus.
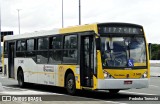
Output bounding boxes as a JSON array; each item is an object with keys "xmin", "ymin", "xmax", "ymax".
[
  {"xmin": 59, "ymin": 24, "xmax": 98, "ymax": 34},
  {"xmin": 105, "ymin": 69, "xmax": 147, "ymax": 79}
]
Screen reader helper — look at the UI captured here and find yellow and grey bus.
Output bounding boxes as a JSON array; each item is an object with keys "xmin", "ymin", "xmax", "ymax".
[{"xmin": 2, "ymin": 23, "xmax": 149, "ymax": 94}]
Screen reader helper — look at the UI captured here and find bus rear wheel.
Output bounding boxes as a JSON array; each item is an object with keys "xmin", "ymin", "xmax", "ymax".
[
  {"xmin": 17, "ymin": 70, "xmax": 25, "ymax": 88},
  {"xmin": 109, "ymin": 89, "xmax": 120, "ymax": 94},
  {"xmin": 66, "ymin": 73, "xmax": 76, "ymax": 95}
]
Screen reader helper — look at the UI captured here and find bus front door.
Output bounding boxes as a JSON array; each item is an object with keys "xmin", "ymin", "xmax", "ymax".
[
  {"xmin": 8, "ymin": 42, "xmax": 15, "ymax": 78},
  {"xmin": 80, "ymin": 35, "xmax": 94, "ymax": 87}
]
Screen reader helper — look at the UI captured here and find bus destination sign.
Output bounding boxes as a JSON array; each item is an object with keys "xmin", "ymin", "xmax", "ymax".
[{"xmin": 98, "ymin": 26, "xmax": 143, "ymax": 34}]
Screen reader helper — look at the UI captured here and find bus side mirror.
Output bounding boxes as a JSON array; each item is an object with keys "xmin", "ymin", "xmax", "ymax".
[{"xmin": 96, "ymin": 37, "xmax": 100, "ymax": 50}]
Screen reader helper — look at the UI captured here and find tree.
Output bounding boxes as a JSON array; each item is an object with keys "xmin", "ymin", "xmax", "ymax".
[
  {"xmin": 151, "ymin": 44, "xmax": 160, "ymax": 60},
  {"xmin": 157, "ymin": 50, "xmax": 160, "ymax": 60}
]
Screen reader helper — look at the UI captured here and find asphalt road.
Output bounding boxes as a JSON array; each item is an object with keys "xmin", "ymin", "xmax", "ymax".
[{"xmin": 0, "ymin": 73, "xmax": 160, "ymax": 104}]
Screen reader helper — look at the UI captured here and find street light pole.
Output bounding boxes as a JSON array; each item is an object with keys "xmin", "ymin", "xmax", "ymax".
[
  {"xmin": 79, "ymin": 0, "xmax": 81, "ymax": 25},
  {"xmin": 17, "ymin": 9, "xmax": 21, "ymax": 35},
  {"xmin": 62, "ymin": 0, "xmax": 64, "ymax": 28}
]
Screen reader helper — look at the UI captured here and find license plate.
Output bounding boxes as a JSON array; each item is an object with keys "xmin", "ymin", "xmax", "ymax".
[{"xmin": 124, "ymin": 80, "xmax": 132, "ymax": 84}]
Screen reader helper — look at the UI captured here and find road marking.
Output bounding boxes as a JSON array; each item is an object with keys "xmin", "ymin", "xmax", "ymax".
[
  {"xmin": 120, "ymin": 91, "xmax": 158, "ymax": 95},
  {"xmin": 0, "ymin": 90, "xmax": 63, "ymax": 95},
  {"xmin": 149, "ymin": 85, "xmax": 159, "ymax": 88},
  {"xmin": 3, "ymin": 86, "xmax": 27, "ymax": 91},
  {"xmin": 66, "ymin": 94, "xmax": 128, "ymax": 104},
  {"xmin": 2, "ymin": 86, "xmax": 63, "ymax": 95},
  {"xmin": 104, "ymin": 101, "xmax": 128, "ymax": 104}
]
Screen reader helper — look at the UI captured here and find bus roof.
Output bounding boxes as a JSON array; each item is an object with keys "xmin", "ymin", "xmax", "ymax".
[
  {"xmin": 4, "ymin": 23, "xmax": 98, "ymax": 41},
  {"xmin": 4, "ymin": 29, "xmax": 59, "ymax": 41},
  {"xmin": 3, "ymin": 22, "xmax": 142, "ymax": 41},
  {"xmin": 59, "ymin": 23, "xmax": 98, "ymax": 34}
]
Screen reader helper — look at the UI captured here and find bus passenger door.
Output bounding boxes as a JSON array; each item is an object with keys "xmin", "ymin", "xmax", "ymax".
[
  {"xmin": 8, "ymin": 42, "xmax": 15, "ymax": 78},
  {"xmin": 80, "ymin": 35, "xmax": 94, "ymax": 87}
]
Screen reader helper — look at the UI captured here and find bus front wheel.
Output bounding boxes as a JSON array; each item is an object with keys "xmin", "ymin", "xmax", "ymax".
[
  {"xmin": 17, "ymin": 70, "xmax": 25, "ymax": 88},
  {"xmin": 66, "ymin": 73, "xmax": 76, "ymax": 95}
]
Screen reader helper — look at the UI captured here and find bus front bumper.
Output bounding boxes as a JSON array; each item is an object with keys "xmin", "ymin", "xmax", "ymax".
[{"xmin": 97, "ymin": 78, "xmax": 149, "ymax": 89}]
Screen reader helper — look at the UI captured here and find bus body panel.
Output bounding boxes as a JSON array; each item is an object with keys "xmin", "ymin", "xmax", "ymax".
[
  {"xmin": 16, "ymin": 58, "xmax": 36, "ymax": 83},
  {"xmin": 14, "ymin": 57, "xmax": 81, "ymax": 89},
  {"xmin": 144, "ymin": 32, "xmax": 150, "ymax": 78},
  {"xmin": 57, "ymin": 65, "xmax": 81, "ymax": 89},
  {"xmin": 97, "ymin": 78, "xmax": 149, "ymax": 89},
  {"xmin": 97, "ymin": 50, "xmax": 104, "ymax": 79}
]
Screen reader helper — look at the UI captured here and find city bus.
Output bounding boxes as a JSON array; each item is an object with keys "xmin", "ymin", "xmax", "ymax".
[{"xmin": 2, "ymin": 23, "xmax": 149, "ymax": 94}]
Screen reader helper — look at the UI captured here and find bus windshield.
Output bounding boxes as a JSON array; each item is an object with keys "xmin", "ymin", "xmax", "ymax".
[{"xmin": 101, "ymin": 36, "xmax": 147, "ymax": 68}]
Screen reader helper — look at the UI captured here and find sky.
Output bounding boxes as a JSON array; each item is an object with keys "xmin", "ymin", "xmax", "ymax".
[{"xmin": 0, "ymin": 0, "xmax": 160, "ymax": 43}]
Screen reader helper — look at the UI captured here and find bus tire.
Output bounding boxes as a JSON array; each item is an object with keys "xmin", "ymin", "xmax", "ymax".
[
  {"xmin": 17, "ymin": 70, "xmax": 25, "ymax": 88},
  {"xmin": 66, "ymin": 73, "xmax": 76, "ymax": 95},
  {"xmin": 109, "ymin": 89, "xmax": 120, "ymax": 94}
]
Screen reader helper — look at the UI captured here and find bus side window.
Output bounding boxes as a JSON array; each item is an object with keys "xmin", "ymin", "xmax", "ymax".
[
  {"xmin": 26, "ymin": 39, "xmax": 36, "ymax": 61},
  {"xmin": 49, "ymin": 36, "xmax": 62, "ymax": 49},
  {"xmin": 16, "ymin": 40, "xmax": 26, "ymax": 51},
  {"xmin": 27, "ymin": 39, "xmax": 34, "ymax": 51},
  {"xmin": 64, "ymin": 36, "xmax": 70, "ymax": 49},
  {"xmin": 63, "ymin": 35, "xmax": 78, "ymax": 64},
  {"xmin": 17, "ymin": 40, "xmax": 21, "ymax": 51},
  {"xmin": 37, "ymin": 37, "xmax": 49, "ymax": 64},
  {"xmin": 48, "ymin": 35, "xmax": 62, "ymax": 64},
  {"xmin": 64, "ymin": 35, "xmax": 77, "ymax": 49},
  {"xmin": 38, "ymin": 38, "xmax": 49, "ymax": 50},
  {"xmin": 70, "ymin": 36, "xmax": 77, "ymax": 48},
  {"xmin": 21, "ymin": 40, "xmax": 26, "ymax": 51}
]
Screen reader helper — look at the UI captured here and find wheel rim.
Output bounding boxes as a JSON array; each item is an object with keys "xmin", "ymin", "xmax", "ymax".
[{"xmin": 67, "ymin": 79, "xmax": 74, "ymax": 90}]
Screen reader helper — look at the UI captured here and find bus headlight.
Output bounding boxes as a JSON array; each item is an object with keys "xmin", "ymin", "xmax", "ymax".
[
  {"xmin": 104, "ymin": 72, "xmax": 113, "ymax": 79},
  {"xmin": 142, "ymin": 72, "xmax": 147, "ymax": 78},
  {"xmin": 104, "ymin": 72, "xmax": 108, "ymax": 78}
]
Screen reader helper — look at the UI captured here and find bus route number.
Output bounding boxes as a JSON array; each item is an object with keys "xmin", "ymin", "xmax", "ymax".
[{"xmin": 133, "ymin": 73, "xmax": 141, "ymax": 76}]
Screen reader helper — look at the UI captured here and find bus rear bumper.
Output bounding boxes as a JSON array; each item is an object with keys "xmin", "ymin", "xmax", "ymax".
[{"xmin": 97, "ymin": 78, "xmax": 149, "ymax": 89}]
